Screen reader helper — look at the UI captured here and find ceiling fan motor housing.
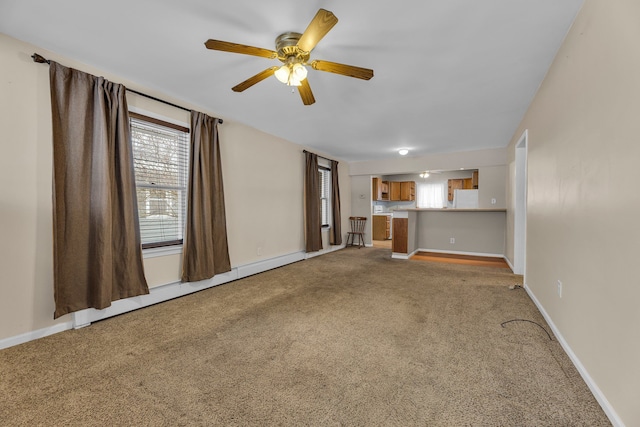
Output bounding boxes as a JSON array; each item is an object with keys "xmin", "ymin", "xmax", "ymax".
[{"xmin": 275, "ymin": 32, "xmax": 309, "ymax": 63}]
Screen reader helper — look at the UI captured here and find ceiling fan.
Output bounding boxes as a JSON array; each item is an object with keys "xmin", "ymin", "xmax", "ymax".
[{"xmin": 204, "ymin": 9, "xmax": 374, "ymax": 105}]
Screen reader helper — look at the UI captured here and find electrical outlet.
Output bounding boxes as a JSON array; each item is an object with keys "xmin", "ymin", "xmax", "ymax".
[
  {"xmin": 450, "ymin": 237, "xmax": 455, "ymax": 244},
  {"xmin": 257, "ymin": 246, "xmax": 262, "ymax": 256},
  {"xmin": 557, "ymin": 280, "xmax": 562, "ymax": 298},
  {"xmin": 491, "ymin": 198, "xmax": 497, "ymax": 205}
]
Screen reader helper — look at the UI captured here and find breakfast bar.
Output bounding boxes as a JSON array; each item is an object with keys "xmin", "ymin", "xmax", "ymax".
[{"xmin": 391, "ymin": 208, "xmax": 507, "ymax": 259}]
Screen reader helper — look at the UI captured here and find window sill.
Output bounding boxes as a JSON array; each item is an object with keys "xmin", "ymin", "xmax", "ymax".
[{"xmin": 143, "ymin": 245, "xmax": 183, "ymax": 259}]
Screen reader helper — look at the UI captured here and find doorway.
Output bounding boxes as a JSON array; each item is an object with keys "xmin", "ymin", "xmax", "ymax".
[{"xmin": 514, "ymin": 130, "xmax": 528, "ymax": 276}]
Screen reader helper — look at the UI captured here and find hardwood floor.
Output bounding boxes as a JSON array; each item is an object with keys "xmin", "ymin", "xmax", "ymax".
[
  {"xmin": 411, "ymin": 251, "xmax": 511, "ymax": 269},
  {"xmin": 371, "ymin": 241, "xmax": 511, "ymax": 270},
  {"xmin": 372, "ymin": 239, "xmax": 392, "ymax": 249}
]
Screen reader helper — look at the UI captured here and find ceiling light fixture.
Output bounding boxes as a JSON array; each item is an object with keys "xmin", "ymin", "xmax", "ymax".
[
  {"xmin": 398, "ymin": 149, "xmax": 409, "ymax": 156},
  {"xmin": 419, "ymin": 172, "xmax": 430, "ymax": 178},
  {"xmin": 274, "ymin": 62, "xmax": 307, "ymax": 86}
]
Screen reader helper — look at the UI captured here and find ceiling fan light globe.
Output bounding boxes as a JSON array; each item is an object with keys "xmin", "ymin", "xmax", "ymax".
[
  {"xmin": 292, "ymin": 63, "xmax": 308, "ymax": 80},
  {"xmin": 274, "ymin": 65, "xmax": 290, "ymax": 84}
]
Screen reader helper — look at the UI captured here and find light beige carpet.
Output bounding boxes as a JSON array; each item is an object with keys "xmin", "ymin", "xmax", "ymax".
[{"xmin": 0, "ymin": 248, "xmax": 610, "ymax": 426}]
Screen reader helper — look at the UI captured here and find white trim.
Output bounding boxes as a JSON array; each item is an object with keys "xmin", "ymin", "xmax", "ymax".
[
  {"xmin": 503, "ymin": 256, "xmax": 515, "ymax": 272},
  {"xmin": 0, "ymin": 321, "xmax": 74, "ymax": 350},
  {"xmin": 415, "ymin": 248, "xmax": 504, "ymax": 258},
  {"xmin": 128, "ymin": 105, "xmax": 189, "ymax": 128},
  {"xmin": 524, "ymin": 284, "xmax": 625, "ymax": 427},
  {"xmin": 305, "ymin": 244, "xmax": 345, "ymax": 259},
  {"xmin": 239, "ymin": 251, "xmax": 305, "ymax": 277},
  {"xmin": 143, "ymin": 245, "xmax": 183, "ymax": 258},
  {"xmin": 392, "ymin": 249, "xmax": 419, "ymax": 260},
  {"xmin": 514, "ymin": 129, "xmax": 528, "ymax": 276}
]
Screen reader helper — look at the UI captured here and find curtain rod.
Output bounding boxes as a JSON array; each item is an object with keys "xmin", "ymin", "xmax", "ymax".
[
  {"xmin": 31, "ymin": 53, "xmax": 223, "ymax": 124},
  {"xmin": 303, "ymin": 150, "xmax": 336, "ymax": 163}
]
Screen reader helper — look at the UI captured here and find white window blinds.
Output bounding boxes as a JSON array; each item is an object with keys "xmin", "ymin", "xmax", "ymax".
[
  {"xmin": 319, "ymin": 167, "xmax": 331, "ymax": 227},
  {"xmin": 130, "ymin": 112, "xmax": 189, "ymax": 248}
]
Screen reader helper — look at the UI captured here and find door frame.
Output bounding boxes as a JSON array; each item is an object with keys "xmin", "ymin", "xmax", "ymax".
[{"xmin": 514, "ymin": 130, "xmax": 528, "ymax": 276}]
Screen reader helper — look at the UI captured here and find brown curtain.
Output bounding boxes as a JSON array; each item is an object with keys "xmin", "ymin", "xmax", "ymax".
[
  {"xmin": 329, "ymin": 160, "xmax": 342, "ymax": 245},
  {"xmin": 182, "ymin": 111, "xmax": 231, "ymax": 282},
  {"xmin": 304, "ymin": 152, "xmax": 322, "ymax": 252},
  {"xmin": 49, "ymin": 62, "xmax": 149, "ymax": 318}
]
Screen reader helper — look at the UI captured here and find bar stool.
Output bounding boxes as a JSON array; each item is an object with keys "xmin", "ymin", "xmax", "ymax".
[{"xmin": 347, "ymin": 216, "xmax": 367, "ymax": 248}]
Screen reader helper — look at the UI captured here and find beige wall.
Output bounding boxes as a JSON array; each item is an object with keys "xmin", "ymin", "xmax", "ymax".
[
  {"xmin": 417, "ymin": 211, "xmax": 505, "ymax": 255},
  {"xmin": 477, "ymin": 166, "xmax": 506, "ymax": 209},
  {"xmin": 505, "ymin": 1, "xmax": 639, "ymax": 424},
  {"xmin": 0, "ymin": 33, "xmax": 351, "ymax": 342}
]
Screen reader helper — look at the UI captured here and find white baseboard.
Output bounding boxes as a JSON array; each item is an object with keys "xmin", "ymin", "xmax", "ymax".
[
  {"xmin": 0, "ymin": 320, "xmax": 73, "ymax": 350},
  {"xmin": 504, "ymin": 255, "xmax": 515, "ymax": 272},
  {"xmin": 524, "ymin": 284, "xmax": 624, "ymax": 427},
  {"xmin": 1, "ymin": 249, "xmax": 314, "ymax": 349},
  {"xmin": 305, "ymin": 244, "xmax": 345, "ymax": 260},
  {"xmin": 417, "ymin": 248, "xmax": 504, "ymax": 258},
  {"xmin": 392, "ymin": 249, "xmax": 419, "ymax": 260}
]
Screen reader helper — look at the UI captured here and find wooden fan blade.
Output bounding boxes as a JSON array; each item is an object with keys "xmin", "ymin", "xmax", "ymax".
[
  {"xmin": 297, "ymin": 79, "xmax": 316, "ymax": 105},
  {"xmin": 297, "ymin": 9, "xmax": 338, "ymax": 53},
  {"xmin": 232, "ymin": 67, "xmax": 278, "ymax": 92},
  {"xmin": 205, "ymin": 39, "xmax": 277, "ymax": 59},
  {"xmin": 311, "ymin": 60, "xmax": 374, "ymax": 80}
]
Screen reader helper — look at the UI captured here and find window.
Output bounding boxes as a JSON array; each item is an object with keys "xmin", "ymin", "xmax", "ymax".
[
  {"xmin": 416, "ymin": 182, "xmax": 446, "ymax": 208},
  {"xmin": 319, "ymin": 167, "xmax": 331, "ymax": 227},
  {"xmin": 130, "ymin": 112, "xmax": 189, "ymax": 248}
]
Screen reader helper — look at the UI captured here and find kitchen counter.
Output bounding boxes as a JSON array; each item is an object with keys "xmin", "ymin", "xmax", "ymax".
[
  {"xmin": 393, "ymin": 208, "xmax": 505, "ymax": 212},
  {"xmin": 391, "ymin": 208, "xmax": 506, "ymax": 258}
]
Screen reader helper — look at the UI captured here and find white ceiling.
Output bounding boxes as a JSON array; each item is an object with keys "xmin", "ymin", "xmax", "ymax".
[{"xmin": 0, "ymin": 0, "xmax": 583, "ymax": 162}]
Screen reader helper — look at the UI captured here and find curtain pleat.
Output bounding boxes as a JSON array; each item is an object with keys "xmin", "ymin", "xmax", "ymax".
[
  {"xmin": 304, "ymin": 152, "xmax": 322, "ymax": 252},
  {"xmin": 181, "ymin": 111, "xmax": 231, "ymax": 282},
  {"xmin": 49, "ymin": 62, "xmax": 149, "ymax": 318},
  {"xmin": 329, "ymin": 160, "xmax": 342, "ymax": 245}
]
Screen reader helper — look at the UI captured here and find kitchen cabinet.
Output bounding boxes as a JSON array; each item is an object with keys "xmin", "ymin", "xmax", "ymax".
[
  {"xmin": 372, "ymin": 178, "xmax": 381, "ymax": 201},
  {"xmin": 400, "ymin": 181, "xmax": 415, "ymax": 201},
  {"xmin": 372, "ymin": 178, "xmax": 390, "ymax": 201},
  {"xmin": 390, "ymin": 182, "xmax": 401, "ymax": 201},
  {"xmin": 381, "ymin": 181, "xmax": 389, "ymax": 200},
  {"xmin": 448, "ymin": 171, "xmax": 479, "ymax": 201},
  {"xmin": 372, "ymin": 215, "xmax": 391, "ymax": 240},
  {"xmin": 448, "ymin": 179, "xmax": 464, "ymax": 201},
  {"xmin": 376, "ymin": 179, "xmax": 416, "ymax": 202}
]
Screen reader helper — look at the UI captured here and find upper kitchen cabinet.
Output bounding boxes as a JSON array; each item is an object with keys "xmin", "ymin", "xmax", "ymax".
[
  {"xmin": 448, "ymin": 179, "xmax": 464, "ymax": 201},
  {"xmin": 400, "ymin": 181, "xmax": 415, "ymax": 201},
  {"xmin": 372, "ymin": 178, "xmax": 389, "ymax": 201},
  {"xmin": 374, "ymin": 176, "xmax": 416, "ymax": 202},
  {"xmin": 390, "ymin": 181, "xmax": 415, "ymax": 201},
  {"xmin": 448, "ymin": 170, "xmax": 479, "ymax": 201},
  {"xmin": 390, "ymin": 182, "xmax": 401, "ymax": 201}
]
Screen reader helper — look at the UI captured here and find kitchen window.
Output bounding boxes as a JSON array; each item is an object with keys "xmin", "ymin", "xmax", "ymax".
[
  {"xmin": 319, "ymin": 166, "xmax": 331, "ymax": 227},
  {"xmin": 417, "ymin": 182, "xmax": 446, "ymax": 208},
  {"xmin": 130, "ymin": 112, "xmax": 189, "ymax": 248}
]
